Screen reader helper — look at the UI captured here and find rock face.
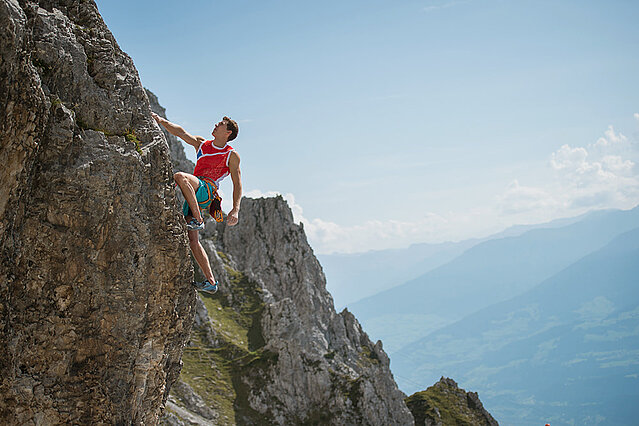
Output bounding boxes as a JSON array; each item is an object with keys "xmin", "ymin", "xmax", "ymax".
[
  {"xmin": 146, "ymin": 89, "xmax": 193, "ymax": 175},
  {"xmin": 0, "ymin": 1, "xmax": 195, "ymax": 424},
  {"xmin": 220, "ymin": 198, "xmax": 414, "ymax": 425},
  {"xmin": 405, "ymin": 377, "xmax": 498, "ymax": 426},
  {"xmin": 161, "ymin": 196, "xmax": 414, "ymax": 425}
]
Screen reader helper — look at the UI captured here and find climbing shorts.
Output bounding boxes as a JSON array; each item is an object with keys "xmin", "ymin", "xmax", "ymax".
[{"xmin": 182, "ymin": 176, "xmax": 217, "ymax": 217}]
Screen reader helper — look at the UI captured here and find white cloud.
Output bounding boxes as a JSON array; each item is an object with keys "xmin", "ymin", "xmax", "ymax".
[
  {"xmin": 482, "ymin": 118, "xmax": 638, "ymax": 234},
  {"xmin": 594, "ymin": 125, "xmax": 628, "ymax": 148},
  {"xmin": 550, "ymin": 145, "xmax": 589, "ymax": 171},
  {"xmin": 634, "ymin": 113, "xmax": 639, "ymax": 121},
  {"xmin": 601, "ymin": 155, "xmax": 635, "ymax": 176},
  {"xmin": 302, "ymin": 215, "xmax": 453, "ymax": 254},
  {"xmin": 527, "ymin": 121, "xmax": 638, "ymax": 213},
  {"xmin": 497, "ymin": 180, "xmax": 559, "ymax": 215},
  {"xmin": 244, "ymin": 189, "xmax": 456, "ymax": 253},
  {"xmin": 243, "ymin": 116, "xmax": 639, "ymax": 254}
]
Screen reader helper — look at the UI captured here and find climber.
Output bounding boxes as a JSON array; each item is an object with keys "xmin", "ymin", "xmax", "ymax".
[{"xmin": 151, "ymin": 112, "xmax": 242, "ymax": 294}]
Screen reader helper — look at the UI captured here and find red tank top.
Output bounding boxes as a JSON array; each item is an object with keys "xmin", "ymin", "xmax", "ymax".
[{"xmin": 192, "ymin": 141, "xmax": 234, "ymax": 187}]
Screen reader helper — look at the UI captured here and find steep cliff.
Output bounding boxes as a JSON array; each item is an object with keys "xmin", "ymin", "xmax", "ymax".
[
  {"xmin": 160, "ymin": 197, "xmax": 414, "ymax": 425},
  {"xmin": 0, "ymin": 1, "xmax": 195, "ymax": 424}
]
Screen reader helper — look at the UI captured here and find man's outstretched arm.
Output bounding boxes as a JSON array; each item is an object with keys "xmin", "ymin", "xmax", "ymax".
[
  {"xmin": 227, "ymin": 151, "xmax": 242, "ymax": 226},
  {"xmin": 151, "ymin": 112, "xmax": 204, "ymax": 148}
]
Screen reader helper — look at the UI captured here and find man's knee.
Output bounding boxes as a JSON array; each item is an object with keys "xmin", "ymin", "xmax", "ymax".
[
  {"xmin": 174, "ymin": 172, "xmax": 186, "ymax": 183},
  {"xmin": 175, "ymin": 172, "xmax": 200, "ymax": 190}
]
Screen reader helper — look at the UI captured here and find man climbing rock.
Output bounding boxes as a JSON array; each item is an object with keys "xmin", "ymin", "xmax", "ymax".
[{"xmin": 152, "ymin": 112, "xmax": 242, "ymax": 294}]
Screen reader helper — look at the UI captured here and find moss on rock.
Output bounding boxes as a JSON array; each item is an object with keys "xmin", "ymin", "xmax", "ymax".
[
  {"xmin": 405, "ymin": 377, "xmax": 498, "ymax": 426},
  {"xmin": 170, "ymin": 252, "xmax": 276, "ymax": 424}
]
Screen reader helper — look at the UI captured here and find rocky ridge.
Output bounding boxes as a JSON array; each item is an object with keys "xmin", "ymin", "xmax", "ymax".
[
  {"xmin": 163, "ymin": 197, "xmax": 415, "ymax": 425},
  {"xmin": 405, "ymin": 377, "xmax": 498, "ymax": 426},
  {"xmin": 0, "ymin": 0, "xmax": 195, "ymax": 424}
]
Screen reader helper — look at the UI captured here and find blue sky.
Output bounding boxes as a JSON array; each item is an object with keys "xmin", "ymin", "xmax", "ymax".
[{"xmin": 96, "ymin": 0, "xmax": 639, "ymax": 253}]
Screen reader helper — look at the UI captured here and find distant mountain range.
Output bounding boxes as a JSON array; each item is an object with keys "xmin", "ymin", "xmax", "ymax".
[
  {"xmin": 320, "ymin": 210, "xmax": 594, "ymax": 310},
  {"xmin": 347, "ymin": 206, "xmax": 639, "ymax": 353},
  {"xmin": 320, "ymin": 239, "xmax": 479, "ymax": 309},
  {"xmin": 393, "ymin": 226, "xmax": 639, "ymax": 425}
]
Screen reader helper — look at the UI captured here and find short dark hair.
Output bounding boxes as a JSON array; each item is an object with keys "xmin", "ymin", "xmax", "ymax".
[{"xmin": 223, "ymin": 116, "xmax": 239, "ymax": 141}]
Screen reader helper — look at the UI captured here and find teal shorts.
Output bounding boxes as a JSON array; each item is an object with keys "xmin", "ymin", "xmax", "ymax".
[{"xmin": 182, "ymin": 177, "xmax": 217, "ymax": 217}]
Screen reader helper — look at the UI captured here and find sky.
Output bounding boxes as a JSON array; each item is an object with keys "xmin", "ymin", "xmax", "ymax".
[{"xmin": 95, "ymin": 0, "xmax": 639, "ymax": 254}]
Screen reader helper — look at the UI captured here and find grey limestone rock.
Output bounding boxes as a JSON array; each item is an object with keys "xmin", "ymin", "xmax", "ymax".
[
  {"xmin": 146, "ymin": 88, "xmax": 195, "ymax": 175},
  {"xmin": 0, "ymin": 0, "xmax": 195, "ymax": 424},
  {"xmin": 169, "ymin": 380, "xmax": 218, "ymax": 423},
  {"xmin": 205, "ymin": 197, "xmax": 415, "ymax": 425}
]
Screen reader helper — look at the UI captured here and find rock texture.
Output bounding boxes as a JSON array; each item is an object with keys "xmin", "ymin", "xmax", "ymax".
[
  {"xmin": 162, "ymin": 196, "xmax": 414, "ymax": 425},
  {"xmin": 221, "ymin": 198, "xmax": 415, "ymax": 424},
  {"xmin": 146, "ymin": 89, "xmax": 193, "ymax": 175},
  {"xmin": 405, "ymin": 377, "xmax": 498, "ymax": 426},
  {"xmin": 0, "ymin": 1, "xmax": 195, "ymax": 424}
]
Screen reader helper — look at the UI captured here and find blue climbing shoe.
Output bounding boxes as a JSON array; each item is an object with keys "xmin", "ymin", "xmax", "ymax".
[
  {"xmin": 186, "ymin": 218, "xmax": 205, "ymax": 231},
  {"xmin": 193, "ymin": 279, "xmax": 218, "ymax": 294}
]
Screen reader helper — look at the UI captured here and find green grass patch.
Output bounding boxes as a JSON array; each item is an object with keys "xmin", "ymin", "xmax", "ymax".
[
  {"xmin": 180, "ymin": 337, "xmax": 236, "ymax": 423},
  {"xmin": 176, "ymin": 254, "xmax": 274, "ymax": 423},
  {"xmin": 405, "ymin": 384, "xmax": 479, "ymax": 426},
  {"xmin": 222, "ymin": 264, "xmax": 265, "ymax": 351},
  {"xmin": 125, "ymin": 128, "xmax": 142, "ymax": 154},
  {"xmin": 359, "ymin": 345, "xmax": 380, "ymax": 366},
  {"xmin": 199, "ymin": 293, "xmax": 249, "ymax": 351}
]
